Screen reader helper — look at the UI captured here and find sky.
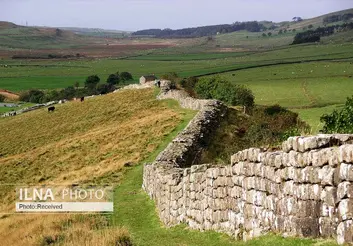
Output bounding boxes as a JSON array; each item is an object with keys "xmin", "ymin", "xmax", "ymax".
[{"xmin": 0, "ymin": 0, "xmax": 352, "ymax": 31}]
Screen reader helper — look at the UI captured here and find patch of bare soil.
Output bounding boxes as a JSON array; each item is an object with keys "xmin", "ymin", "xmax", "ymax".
[{"xmin": 0, "ymin": 90, "xmax": 20, "ymax": 100}]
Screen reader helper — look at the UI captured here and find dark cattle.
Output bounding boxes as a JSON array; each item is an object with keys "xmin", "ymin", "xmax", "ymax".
[
  {"xmin": 48, "ymin": 106, "xmax": 55, "ymax": 112},
  {"xmin": 80, "ymin": 97, "xmax": 84, "ymax": 102}
]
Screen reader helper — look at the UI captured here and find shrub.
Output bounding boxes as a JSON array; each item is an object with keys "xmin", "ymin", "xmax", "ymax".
[
  {"xmin": 120, "ymin": 72, "xmax": 133, "ymax": 82},
  {"xmin": 85, "ymin": 75, "xmax": 100, "ymax": 90},
  {"xmin": 59, "ymin": 86, "xmax": 76, "ymax": 100},
  {"xmin": 320, "ymin": 96, "xmax": 353, "ymax": 133},
  {"xmin": 194, "ymin": 77, "xmax": 254, "ymax": 108},
  {"xmin": 0, "ymin": 94, "xmax": 5, "ymax": 102},
  {"xmin": 160, "ymin": 72, "xmax": 178, "ymax": 82},
  {"xmin": 19, "ymin": 89, "xmax": 45, "ymax": 103},
  {"xmin": 107, "ymin": 73, "xmax": 120, "ymax": 85},
  {"xmin": 96, "ymin": 83, "xmax": 115, "ymax": 94}
]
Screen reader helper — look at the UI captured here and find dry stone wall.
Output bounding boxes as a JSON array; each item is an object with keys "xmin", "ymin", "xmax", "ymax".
[{"xmin": 143, "ymin": 86, "xmax": 353, "ymax": 244}]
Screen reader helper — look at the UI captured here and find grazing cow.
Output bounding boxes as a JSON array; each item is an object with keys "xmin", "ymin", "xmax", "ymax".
[
  {"xmin": 48, "ymin": 106, "xmax": 55, "ymax": 112},
  {"xmin": 80, "ymin": 97, "xmax": 84, "ymax": 102}
]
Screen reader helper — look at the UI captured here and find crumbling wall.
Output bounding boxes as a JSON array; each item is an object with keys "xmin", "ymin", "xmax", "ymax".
[{"xmin": 143, "ymin": 86, "xmax": 353, "ymax": 244}]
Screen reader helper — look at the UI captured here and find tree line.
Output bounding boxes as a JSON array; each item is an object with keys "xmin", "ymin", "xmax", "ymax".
[
  {"xmin": 292, "ymin": 22, "xmax": 353, "ymax": 44},
  {"xmin": 19, "ymin": 71, "xmax": 133, "ymax": 103},
  {"xmin": 132, "ymin": 21, "xmax": 265, "ymax": 38}
]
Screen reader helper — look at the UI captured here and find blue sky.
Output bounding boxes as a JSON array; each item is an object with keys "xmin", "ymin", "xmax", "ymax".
[{"xmin": 0, "ymin": 0, "xmax": 352, "ymax": 31}]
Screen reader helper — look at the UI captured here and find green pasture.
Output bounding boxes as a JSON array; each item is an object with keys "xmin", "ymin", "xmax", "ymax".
[
  {"xmin": 125, "ymin": 52, "xmax": 251, "ymax": 61},
  {"xmin": 213, "ymin": 30, "xmax": 296, "ymax": 49},
  {"xmin": 208, "ymin": 61, "xmax": 353, "ymax": 133},
  {"xmin": 1, "ymin": 42, "xmax": 353, "ymax": 92},
  {"xmin": 0, "ymin": 102, "xmax": 35, "ymax": 113}
]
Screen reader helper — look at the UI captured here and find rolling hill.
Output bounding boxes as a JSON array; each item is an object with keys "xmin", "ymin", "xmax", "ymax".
[{"xmin": 0, "ymin": 88, "xmax": 196, "ymax": 245}]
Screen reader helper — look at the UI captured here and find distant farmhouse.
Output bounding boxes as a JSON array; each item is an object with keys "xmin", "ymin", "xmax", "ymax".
[{"xmin": 140, "ymin": 75, "xmax": 157, "ymax": 84}]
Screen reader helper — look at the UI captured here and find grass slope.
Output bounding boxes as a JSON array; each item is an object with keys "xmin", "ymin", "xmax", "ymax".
[{"xmin": 0, "ymin": 88, "xmax": 195, "ymax": 245}]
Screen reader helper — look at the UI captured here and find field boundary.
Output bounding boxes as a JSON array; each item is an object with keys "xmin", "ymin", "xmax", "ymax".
[{"xmin": 142, "ymin": 84, "xmax": 353, "ymax": 244}]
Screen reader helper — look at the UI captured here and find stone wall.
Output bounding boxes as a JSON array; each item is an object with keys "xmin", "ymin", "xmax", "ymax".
[{"xmin": 143, "ymin": 87, "xmax": 353, "ymax": 244}]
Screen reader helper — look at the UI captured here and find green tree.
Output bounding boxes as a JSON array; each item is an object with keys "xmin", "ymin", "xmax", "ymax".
[
  {"xmin": 59, "ymin": 86, "xmax": 76, "ymax": 100},
  {"xmin": 321, "ymin": 96, "xmax": 353, "ymax": 133},
  {"xmin": 120, "ymin": 72, "xmax": 133, "ymax": 82},
  {"xmin": 97, "ymin": 83, "xmax": 115, "ymax": 94},
  {"xmin": 308, "ymin": 24, "xmax": 314, "ymax": 29},
  {"xmin": 262, "ymin": 33, "xmax": 267, "ymax": 37},
  {"xmin": 19, "ymin": 90, "xmax": 45, "ymax": 103},
  {"xmin": 85, "ymin": 75, "xmax": 100, "ymax": 90},
  {"xmin": 55, "ymin": 28, "xmax": 63, "ymax": 37},
  {"xmin": 74, "ymin": 81, "xmax": 80, "ymax": 89},
  {"xmin": 267, "ymin": 32, "xmax": 272, "ymax": 37},
  {"xmin": 107, "ymin": 73, "xmax": 120, "ymax": 85},
  {"xmin": 44, "ymin": 90, "xmax": 60, "ymax": 102}
]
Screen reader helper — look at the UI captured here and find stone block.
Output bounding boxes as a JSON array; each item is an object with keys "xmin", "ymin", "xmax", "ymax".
[
  {"xmin": 293, "ymin": 217, "xmax": 320, "ymax": 237},
  {"xmin": 338, "ymin": 181, "xmax": 353, "ymax": 200},
  {"xmin": 340, "ymin": 163, "xmax": 353, "ymax": 181},
  {"xmin": 337, "ymin": 220, "xmax": 353, "ymax": 245},
  {"xmin": 320, "ymin": 187, "xmax": 337, "ymax": 207},
  {"xmin": 338, "ymin": 199, "xmax": 353, "ymax": 221},
  {"xmin": 319, "ymin": 217, "xmax": 338, "ymax": 238},
  {"xmin": 339, "ymin": 145, "xmax": 353, "ymax": 164},
  {"xmin": 321, "ymin": 203, "xmax": 336, "ymax": 218}
]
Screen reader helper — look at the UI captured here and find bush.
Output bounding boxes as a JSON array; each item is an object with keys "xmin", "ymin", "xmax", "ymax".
[
  {"xmin": 320, "ymin": 96, "xmax": 353, "ymax": 133},
  {"xmin": 85, "ymin": 75, "xmax": 100, "ymax": 90},
  {"xmin": 96, "ymin": 83, "xmax": 115, "ymax": 94},
  {"xmin": 194, "ymin": 77, "xmax": 254, "ymax": 108},
  {"xmin": 0, "ymin": 94, "xmax": 5, "ymax": 102},
  {"xmin": 19, "ymin": 89, "xmax": 45, "ymax": 103},
  {"xmin": 160, "ymin": 72, "xmax": 178, "ymax": 81},
  {"xmin": 107, "ymin": 73, "xmax": 120, "ymax": 85},
  {"xmin": 120, "ymin": 72, "xmax": 133, "ymax": 82}
]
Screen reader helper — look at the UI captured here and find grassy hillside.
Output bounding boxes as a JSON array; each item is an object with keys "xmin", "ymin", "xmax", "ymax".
[
  {"xmin": 288, "ymin": 8, "xmax": 353, "ymax": 30},
  {"xmin": 0, "ymin": 88, "xmax": 196, "ymax": 245},
  {"xmin": 0, "ymin": 88, "xmax": 335, "ymax": 245}
]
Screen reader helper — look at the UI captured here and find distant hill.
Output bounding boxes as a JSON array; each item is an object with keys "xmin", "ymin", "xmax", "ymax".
[
  {"xmin": 286, "ymin": 8, "xmax": 353, "ymax": 30},
  {"xmin": 132, "ymin": 21, "xmax": 265, "ymax": 38},
  {"xmin": 58, "ymin": 27, "xmax": 131, "ymax": 38},
  {"xmin": 132, "ymin": 8, "xmax": 353, "ymax": 38},
  {"xmin": 0, "ymin": 21, "xmax": 18, "ymax": 29}
]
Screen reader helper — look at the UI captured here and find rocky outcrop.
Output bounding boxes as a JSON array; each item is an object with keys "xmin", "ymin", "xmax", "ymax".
[{"xmin": 143, "ymin": 84, "xmax": 353, "ymax": 244}]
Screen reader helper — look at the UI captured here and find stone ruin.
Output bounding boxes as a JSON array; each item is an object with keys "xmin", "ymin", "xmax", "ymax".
[{"xmin": 142, "ymin": 85, "xmax": 353, "ymax": 244}]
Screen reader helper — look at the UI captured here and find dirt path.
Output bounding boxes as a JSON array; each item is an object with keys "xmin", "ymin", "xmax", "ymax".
[
  {"xmin": 301, "ymin": 80, "xmax": 317, "ymax": 106},
  {"xmin": 0, "ymin": 89, "xmax": 19, "ymax": 100}
]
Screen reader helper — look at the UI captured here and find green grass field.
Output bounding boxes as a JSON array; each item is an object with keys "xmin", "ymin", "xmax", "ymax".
[
  {"xmin": 1, "ymin": 42, "xmax": 353, "ymax": 92},
  {"xmin": 205, "ymin": 61, "xmax": 353, "ymax": 133},
  {"xmin": 0, "ymin": 102, "xmax": 35, "ymax": 113}
]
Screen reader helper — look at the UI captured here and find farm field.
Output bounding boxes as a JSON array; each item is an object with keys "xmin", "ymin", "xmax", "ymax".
[
  {"xmin": 0, "ymin": 102, "xmax": 35, "ymax": 113},
  {"xmin": 206, "ymin": 61, "xmax": 353, "ymax": 133},
  {"xmin": 1, "ymin": 42, "xmax": 353, "ymax": 92}
]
